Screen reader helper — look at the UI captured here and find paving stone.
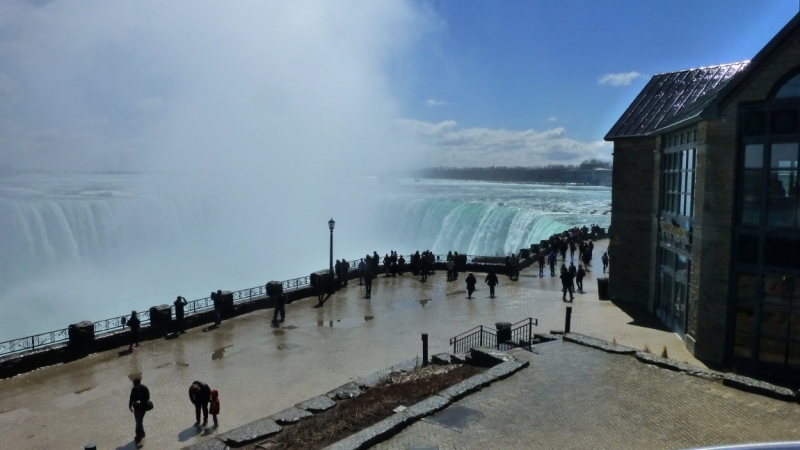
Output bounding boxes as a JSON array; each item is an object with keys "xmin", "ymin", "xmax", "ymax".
[
  {"xmin": 326, "ymin": 382, "xmax": 363, "ymax": 400},
  {"xmin": 355, "ymin": 368, "xmax": 392, "ymax": 389},
  {"xmin": 403, "ymin": 394, "xmax": 451, "ymax": 419},
  {"xmin": 268, "ymin": 406, "xmax": 313, "ymax": 425},
  {"xmin": 437, "ymin": 372, "xmax": 493, "ymax": 401},
  {"xmin": 322, "ymin": 412, "xmax": 410, "ymax": 450},
  {"xmin": 485, "ymin": 358, "xmax": 529, "ymax": 380},
  {"xmin": 634, "ymin": 352, "xmax": 723, "ymax": 381},
  {"xmin": 182, "ymin": 437, "xmax": 230, "ymax": 450},
  {"xmin": 563, "ymin": 333, "xmax": 638, "ymax": 354},
  {"xmin": 217, "ymin": 418, "xmax": 282, "ymax": 446},
  {"xmin": 722, "ymin": 373, "xmax": 797, "ymax": 402},
  {"xmin": 296, "ymin": 394, "xmax": 337, "ymax": 412},
  {"xmin": 469, "ymin": 347, "xmax": 514, "ymax": 367}
]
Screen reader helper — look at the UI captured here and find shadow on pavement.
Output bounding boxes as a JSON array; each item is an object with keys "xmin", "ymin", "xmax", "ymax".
[
  {"xmin": 114, "ymin": 440, "xmax": 139, "ymax": 450},
  {"xmin": 611, "ymin": 300, "xmax": 669, "ymax": 332},
  {"xmin": 178, "ymin": 425, "xmax": 202, "ymax": 442}
]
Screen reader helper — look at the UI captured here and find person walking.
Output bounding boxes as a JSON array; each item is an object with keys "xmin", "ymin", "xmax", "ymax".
[
  {"xmin": 127, "ymin": 310, "xmax": 140, "ymax": 351},
  {"xmin": 576, "ymin": 264, "xmax": 586, "ymax": 293},
  {"xmin": 446, "ymin": 259, "xmax": 455, "ymax": 282},
  {"xmin": 601, "ymin": 251, "xmax": 609, "ymax": 273},
  {"xmin": 538, "ymin": 253, "xmax": 545, "ymax": 277},
  {"xmin": 174, "ymin": 296, "xmax": 188, "ymax": 334},
  {"xmin": 358, "ymin": 258, "xmax": 366, "ymax": 285},
  {"xmin": 548, "ymin": 251, "xmax": 557, "ymax": 276},
  {"xmin": 128, "ymin": 377, "xmax": 150, "ymax": 444},
  {"xmin": 273, "ymin": 292, "xmax": 287, "ymax": 323},
  {"xmin": 209, "ymin": 389, "xmax": 220, "ymax": 428},
  {"xmin": 485, "ymin": 271, "xmax": 499, "ymax": 298},
  {"xmin": 560, "ymin": 266, "xmax": 574, "ymax": 302},
  {"xmin": 465, "ymin": 272, "xmax": 477, "ymax": 299},
  {"xmin": 189, "ymin": 380, "xmax": 212, "ymax": 427},
  {"xmin": 568, "ymin": 262, "xmax": 577, "ymax": 292},
  {"xmin": 364, "ymin": 269, "xmax": 373, "ymax": 299},
  {"xmin": 342, "ymin": 259, "xmax": 350, "ymax": 286}
]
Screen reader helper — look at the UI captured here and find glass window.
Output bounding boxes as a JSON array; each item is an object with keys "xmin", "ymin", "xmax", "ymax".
[
  {"xmin": 744, "ymin": 144, "xmax": 764, "ymax": 169},
  {"xmin": 734, "ymin": 274, "xmax": 756, "ymax": 358},
  {"xmin": 744, "ymin": 111, "xmax": 766, "ymax": 136},
  {"xmin": 774, "ymin": 72, "xmax": 800, "ymax": 99},
  {"xmin": 759, "ymin": 336, "xmax": 787, "ymax": 366},
  {"xmin": 771, "ymin": 143, "xmax": 798, "ymax": 168},
  {"xmin": 737, "ymin": 234, "xmax": 759, "ymax": 264},
  {"xmin": 763, "ymin": 275, "xmax": 793, "ymax": 307},
  {"xmin": 765, "ymin": 239, "xmax": 800, "ymax": 269},
  {"xmin": 741, "ymin": 170, "xmax": 762, "ymax": 224},
  {"xmin": 770, "ymin": 109, "xmax": 799, "ymax": 135},
  {"xmin": 788, "ymin": 343, "xmax": 800, "ymax": 372}
]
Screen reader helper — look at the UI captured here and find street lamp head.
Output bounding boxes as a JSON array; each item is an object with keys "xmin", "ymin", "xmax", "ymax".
[{"xmin": 328, "ymin": 218, "xmax": 335, "ymax": 231}]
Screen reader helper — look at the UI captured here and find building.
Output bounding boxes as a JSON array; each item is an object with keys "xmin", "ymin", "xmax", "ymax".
[{"xmin": 605, "ymin": 12, "xmax": 800, "ymax": 381}]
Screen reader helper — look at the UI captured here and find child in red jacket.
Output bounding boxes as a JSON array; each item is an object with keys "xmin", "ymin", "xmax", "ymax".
[{"xmin": 210, "ymin": 389, "xmax": 220, "ymax": 427}]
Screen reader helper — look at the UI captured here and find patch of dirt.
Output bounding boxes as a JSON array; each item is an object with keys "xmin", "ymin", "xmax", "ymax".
[{"xmin": 250, "ymin": 363, "xmax": 483, "ymax": 450}]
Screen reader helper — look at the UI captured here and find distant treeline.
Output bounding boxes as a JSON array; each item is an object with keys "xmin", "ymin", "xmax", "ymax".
[{"xmin": 414, "ymin": 159, "xmax": 612, "ymax": 185}]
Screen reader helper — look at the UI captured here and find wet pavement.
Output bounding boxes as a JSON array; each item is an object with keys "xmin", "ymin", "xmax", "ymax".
[
  {"xmin": 0, "ymin": 240, "xmax": 712, "ymax": 449},
  {"xmin": 375, "ymin": 344, "xmax": 800, "ymax": 450}
]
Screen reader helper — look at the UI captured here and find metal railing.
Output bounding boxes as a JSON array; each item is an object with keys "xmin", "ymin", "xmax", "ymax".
[
  {"xmin": 0, "ymin": 251, "xmax": 540, "ymax": 358},
  {"xmin": 450, "ymin": 318, "xmax": 538, "ymax": 354}
]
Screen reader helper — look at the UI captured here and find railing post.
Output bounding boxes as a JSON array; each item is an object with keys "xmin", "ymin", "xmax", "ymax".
[
  {"xmin": 422, "ymin": 333, "xmax": 428, "ymax": 366},
  {"xmin": 479, "ymin": 325, "xmax": 483, "ymax": 347},
  {"xmin": 565, "ymin": 306, "xmax": 572, "ymax": 334},
  {"xmin": 30, "ymin": 336, "xmax": 35, "ymax": 351}
]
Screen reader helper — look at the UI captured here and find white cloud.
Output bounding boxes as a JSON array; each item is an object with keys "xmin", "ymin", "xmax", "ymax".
[
  {"xmin": 546, "ymin": 116, "xmax": 558, "ymax": 122},
  {"xmin": 598, "ymin": 71, "xmax": 642, "ymax": 86},
  {"xmin": 425, "ymin": 99, "xmax": 447, "ymax": 107},
  {"xmin": 396, "ymin": 119, "xmax": 611, "ymax": 167}
]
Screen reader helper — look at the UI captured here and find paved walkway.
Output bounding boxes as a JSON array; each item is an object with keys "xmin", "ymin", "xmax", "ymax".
[
  {"xmin": 0, "ymin": 240, "xmax": 711, "ymax": 449},
  {"xmin": 375, "ymin": 343, "xmax": 800, "ymax": 450}
]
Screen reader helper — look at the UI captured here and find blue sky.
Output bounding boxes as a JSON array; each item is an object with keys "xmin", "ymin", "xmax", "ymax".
[{"xmin": 0, "ymin": 1, "xmax": 798, "ymax": 172}]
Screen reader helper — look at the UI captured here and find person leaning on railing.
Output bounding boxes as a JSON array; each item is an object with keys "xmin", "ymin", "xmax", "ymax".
[{"xmin": 174, "ymin": 296, "xmax": 188, "ymax": 334}]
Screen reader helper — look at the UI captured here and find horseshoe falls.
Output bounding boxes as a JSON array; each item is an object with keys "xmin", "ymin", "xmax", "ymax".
[{"xmin": 0, "ymin": 175, "xmax": 610, "ymax": 340}]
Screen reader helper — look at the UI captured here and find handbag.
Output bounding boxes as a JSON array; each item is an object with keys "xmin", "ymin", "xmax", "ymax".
[{"xmin": 145, "ymin": 400, "xmax": 154, "ymax": 411}]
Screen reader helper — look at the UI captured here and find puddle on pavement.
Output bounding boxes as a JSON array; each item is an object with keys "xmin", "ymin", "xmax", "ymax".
[
  {"xmin": 276, "ymin": 343, "xmax": 301, "ymax": 350},
  {"xmin": 0, "ymin": 408, "xmax": 31, "ymax": 431},
  {"xmin": 315, "ymin": 316, "xmax": 374, "ymax": 329},
  {"xmin": 155, "ymin": 362, "xmax": 172, "ymax": 369},
  {"xmin": 394, "ymin": 298, "xmax": 434, "ymax": 310},
  {"xmin": 423, "ymin": 405, "xmax": 485, "ymax": 432},
  {"xmin": 212, "ymin": 345, "xmax": 234, "ymax": 360},
  {"xmin": 74, "ymin": 386, "xmax": 94, "ymax": 394},
  {"xmin": 176, "ymin": 362, "xmax": 190, "ymax": 367}
]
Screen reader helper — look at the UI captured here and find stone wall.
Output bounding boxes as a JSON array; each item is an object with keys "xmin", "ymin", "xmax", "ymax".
[{"xmin": 608, "ymin": 137, "xmax": 659, "ymax": 308}]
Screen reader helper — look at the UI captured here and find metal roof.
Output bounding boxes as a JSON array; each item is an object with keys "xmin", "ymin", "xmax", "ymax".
[{"xmin": 604, "ymin": 62, "xmax": 749, "ymax": 140}]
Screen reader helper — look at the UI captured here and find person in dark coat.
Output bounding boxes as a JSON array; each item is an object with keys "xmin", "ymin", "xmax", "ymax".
[
  {"xmin": 485, "ymin": 271, "xmax": 499, "ymax": 298},
  {"xmin": 568, "ymin": 262, "xmax": 577, "ymax": 292},
  {"xmin": 576, "ymin": 264, "xmax": 586, "ymax": 293},
  {"xmin": 273, "ymin": 292, "xmax": 287, "ymax": 323},
  {"xmin": 548, "ymin": 251, "xmax": 557, "ymax": 276},
  {"xmin": 174, "ymin": 296, "xmax": 188, "ymax": 334},
  {"xmin": 129, "ymin": 377, "xmax": 150, "ymax": 444},
  {"xmin": 342, "ymin": 259, "xmax": 350, "ymax": 286},
  {"xmin": 560, "ymin": 266, "xmax": 574, "ymax": 302},
  {"xmin": 465, "ymin": 273, "xmax": 477, "ymax": 299},
  {"xmin": 364, "ymin": 269, "xmax": 373, "ymax": 299},
  {"xmin": 189, "ymin": 380, "xmax": 212, "ymax": 426},
  {"xmin": 212, "ymin": 291, "xmax": 222, "ymax": 326},
  {"xmin": 335, "ymin": 259, "xmax": 342, "ymax": 286},
  {"xmin": 127, "ymin": 310, "xmax": 140, "ymax": 351},
  {"xmin": 537, "ymin": 253, "xmax": 545, "ymax": 276}
]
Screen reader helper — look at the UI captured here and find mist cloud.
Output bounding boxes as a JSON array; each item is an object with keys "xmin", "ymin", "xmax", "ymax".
[{"xmin": 0, "ymin": 0, "xmax": 429, "ymax": 178}]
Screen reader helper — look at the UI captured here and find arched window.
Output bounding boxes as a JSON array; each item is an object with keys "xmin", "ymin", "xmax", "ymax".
[{"xmin": 773, "ymin": 71, "xmax": 800, "ymax": 99}]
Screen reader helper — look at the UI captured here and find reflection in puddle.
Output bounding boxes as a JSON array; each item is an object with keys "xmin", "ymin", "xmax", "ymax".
[
  {"xmin": 74, "ymin": 386, "xmax": 94, "ymax": 394},
  {"xmin": 276, "ymin": 343, "xmax": 301, "ymax": 350},
  {"xmin": 128, "ymin": 372, "xmax": 142, "ymax": 381},
  {"xmin": 156, "ymin": 362, "xmax": 172, "ymax": 369},
  {"xmin": 212, "ymin": 345, "xmax": 233, "ymax": 360},
  {"xmin": 394, "ymin": 299, "xmax": 434, "ymax": 310},
  {"xmin": 176, "ymin": 362, "xmax": 190, "ymax": 367},
  {"xmin": 315, "ymin": 316, "xmax": 374, "ymax": 329}
]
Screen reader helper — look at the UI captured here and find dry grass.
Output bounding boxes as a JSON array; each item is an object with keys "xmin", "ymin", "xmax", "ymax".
[{"xmin": 267, "ymin": 363, "xmax": 483, "ymax": 450}]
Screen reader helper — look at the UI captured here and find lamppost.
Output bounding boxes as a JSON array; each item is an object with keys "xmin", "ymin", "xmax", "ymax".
[{"xmin": 328, "ymin": 218, "xmax": 335, "ymax": 293}]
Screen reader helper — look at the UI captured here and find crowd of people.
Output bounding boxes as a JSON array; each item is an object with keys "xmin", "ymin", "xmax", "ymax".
[{"xmin": 123, "ymin": 225, "xmax": 609, "ymax": 446}]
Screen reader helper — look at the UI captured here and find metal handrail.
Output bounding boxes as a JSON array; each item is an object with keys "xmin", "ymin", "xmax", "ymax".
[{"xmin": 0, "ymin": 251, "xmax": 538, "ymax": 358}]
